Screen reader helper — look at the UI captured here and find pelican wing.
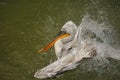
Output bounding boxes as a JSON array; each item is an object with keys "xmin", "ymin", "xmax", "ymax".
[{"xmin": 34, "ymin": 51, "xmax": 79, "ymax": 79}]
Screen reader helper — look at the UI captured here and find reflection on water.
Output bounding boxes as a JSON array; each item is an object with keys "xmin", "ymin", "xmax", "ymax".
[{"xmin": 0, "ymin": 0, "xmax": 120, "ymax": 80}]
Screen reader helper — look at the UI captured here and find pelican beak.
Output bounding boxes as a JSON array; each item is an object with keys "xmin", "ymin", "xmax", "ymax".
[{"xmin": 38, "ymin": 31, "xmax": 70, "ymax": 53}]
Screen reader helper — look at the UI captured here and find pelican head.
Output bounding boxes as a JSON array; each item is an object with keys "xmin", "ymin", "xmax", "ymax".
[
  {"xmin": 38, "ymin": 21, "xmax": 77, "ymax": 58},
  {"xmin": 61, "ymin": 21, "xmax": 77, "ymax": 35},
  {"xmin": 61, "ymin": 21, "xmax": 77, "ymax": 42}
]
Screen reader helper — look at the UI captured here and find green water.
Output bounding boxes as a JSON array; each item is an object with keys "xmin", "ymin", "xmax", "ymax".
[{"xmin": 0, "ymin": 0, "xmax": 120, "ymax": 80}]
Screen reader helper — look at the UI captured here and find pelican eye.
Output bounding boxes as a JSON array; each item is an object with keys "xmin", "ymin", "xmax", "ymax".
[
  {"xmin": 68, "ymin": 47, "xmax": 72, "ymax": 50},
  {"xmin": 61, "ymin": 28, "xmax": 66, "ymax": 32}
]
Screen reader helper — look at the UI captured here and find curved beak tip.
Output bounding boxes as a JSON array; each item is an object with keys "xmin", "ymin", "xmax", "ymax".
[{"xmin": 38, "ymin": 49, "xmax": 43, "ymax": 53}]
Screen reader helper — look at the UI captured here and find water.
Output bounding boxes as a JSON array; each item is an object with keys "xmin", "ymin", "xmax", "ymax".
[{"xmin": 0, "ymin": 0, "xmax": 120, "ymax": 80}]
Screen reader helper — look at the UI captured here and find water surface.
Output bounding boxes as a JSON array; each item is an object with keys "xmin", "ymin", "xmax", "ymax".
[{"xmin": 0, "ymin": 0, "xmax": 120, "ymax": 80}]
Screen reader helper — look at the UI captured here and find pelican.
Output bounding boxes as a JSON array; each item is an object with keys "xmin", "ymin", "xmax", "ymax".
[{"xmin": 35, "ymin": 17, "xmax": 120, "ymax": 79}]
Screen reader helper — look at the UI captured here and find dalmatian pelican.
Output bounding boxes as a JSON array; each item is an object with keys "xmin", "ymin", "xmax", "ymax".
[{"xmin": 35, "ymin": 18, "xmax": 120, "ymax": 79}]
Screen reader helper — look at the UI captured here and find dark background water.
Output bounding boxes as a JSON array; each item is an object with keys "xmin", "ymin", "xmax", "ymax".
[{"xmin": 0, "ymin": 0, "xmax": 120, "ymax": 80}]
